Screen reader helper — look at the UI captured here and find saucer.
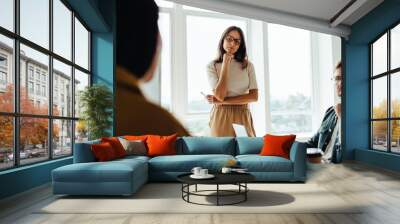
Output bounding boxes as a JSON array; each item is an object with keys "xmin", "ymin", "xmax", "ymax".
[{"xmin": 190, "ymin": 174, "xmax": 215, "ymax": 179}]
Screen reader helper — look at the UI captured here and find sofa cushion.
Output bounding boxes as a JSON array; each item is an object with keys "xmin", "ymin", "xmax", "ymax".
[
  {"xmin": 236, "ymin": 155, "xmax": 293, "ymax": 172},
  {"xmin": 115, "ymin": 155, "xmax": 150, "ymax": 163},
  {"xmin": 148, "ymin": 154, "xmax": 235, "ymax": 172},
  {"xmin": 124, "ymin": 135, "xmax": 148, "ymax": 141},
  {"xmin": 74, "ymin": 139, "xmax": 100, "ymax": 163},
  {"xmin": 236, "ymin": 137, "xmax": 263, "ymax": 155},
  {"xmin": 147, "ymin": 134, "xmax": 178, "ymax": 157},
  {"xmin": 118, "ymin": 138, "xmax": 147, "ymax": 156},
  {"xmin": 101, "ymin": 137, "xmax": 127, "ymax": 158},
  {"xmin": 260, "ymin": 134, "xmax": 296, "ymax": 159},
  {"xmin": 177, "ymin": 137, "xmax": 235, "ymax": 155},
  {"xmin": 91, "ymin": 142, "xmax": 118, "ymax": 161},
  {"xmin": 53, "ymin": 158, "xmax": 147, "ymax": 183}
]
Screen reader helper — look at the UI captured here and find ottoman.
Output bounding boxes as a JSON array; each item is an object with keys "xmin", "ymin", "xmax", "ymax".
[{"xmin": 52, "ymin": 158, "xmax": 148, "ymax": 196}]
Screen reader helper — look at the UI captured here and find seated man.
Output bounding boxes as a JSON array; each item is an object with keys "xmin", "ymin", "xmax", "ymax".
[{"xmin": 306, "ymin": 62, "xmax": 342, "ymax": 163}]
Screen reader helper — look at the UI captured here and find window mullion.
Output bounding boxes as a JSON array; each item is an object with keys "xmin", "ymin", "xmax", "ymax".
[
  {"xmin": 388, "ymin": 30, "xmax": 391, "ymax": 153},
  {"xmin": 370, "ymin": 45, "xmax": 373, "ymax": 149},
  {"xmin": 14, "ymin": 0, "xmax": 21, "ymax": 167},
  {"xmin": 171, "ymin": 4, "xmax": 185, "ymax": 118},
  {"xmin": 263, "ymin": 22, "xmax": 272, "ymax": 133},
  {"xmin": 49, "ymin": 0, "xmax": 54, "ymax": 160},
  {"xmin": 71, "ymin": 10, "xmax": 76, "ymax": 154}
]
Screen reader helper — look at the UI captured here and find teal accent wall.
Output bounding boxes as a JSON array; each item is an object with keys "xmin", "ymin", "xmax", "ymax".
[
  {"xmin": 344, "ymin": 0, "xmax": 400, "ymax": 171},
  {"xmin": 0, "ymin": 158, "xmax": 72, "ymax": 199},
  {"xmin": 355, "ymin": 148, "xmax": 400, "ymax": 172},
  {"xmin": 65, "ymin": 0, "xmax": 110, "ymax": 32},
  {"xmin": 0, "ymin": 0, "xmax": 116, "ymax": 200},
  {"xmin": 91, "ymin": 0, "xmax": 116, "ymax": 136}
]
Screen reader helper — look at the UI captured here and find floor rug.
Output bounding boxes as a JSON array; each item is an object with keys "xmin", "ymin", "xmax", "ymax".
[{"xmin": 37, "ymin": 183, "xmax": 362, "ymax": 214}]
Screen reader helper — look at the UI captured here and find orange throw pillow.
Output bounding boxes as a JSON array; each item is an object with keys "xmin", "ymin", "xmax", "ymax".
[
  {"xmin": 124, "ymin": 135, "xmax": 148, "ymax": 141},
  {"xmin": 260, "ymin": 134, "xmax": 296, "ymax": 159},
  {"xmin": 91, "ymin": 142, "xmax": 117, "ymax": 161},
  {"xmin": 146, "ymin": 134, "xmax": 177, "ymax": 157},
  {"xmin": 101, "ymin": 137, "xmax": 127, "ymax": 158}
]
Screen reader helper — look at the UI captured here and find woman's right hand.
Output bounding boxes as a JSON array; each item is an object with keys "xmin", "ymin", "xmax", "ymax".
[
  {"xmin": 206, "ymin": 94, "xmax": 222, "ymax": 104},
  {"xmin": 223, "ymin": 53, "xmax": 233, "ymax": 63}
]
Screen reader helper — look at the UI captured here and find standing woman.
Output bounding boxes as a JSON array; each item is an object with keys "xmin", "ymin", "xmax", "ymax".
[{"xmin": 206, "ymin": 26, "xmax": 258, "ymax": 137}]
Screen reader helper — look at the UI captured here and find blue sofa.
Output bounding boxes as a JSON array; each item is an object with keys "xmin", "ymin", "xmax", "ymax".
[{"xmin": 52, "ymin": 137, "xmax": 307, "ymax": 196}]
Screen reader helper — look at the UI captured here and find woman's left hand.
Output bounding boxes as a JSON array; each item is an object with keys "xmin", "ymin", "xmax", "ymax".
[{"xmin": 206, "ymin": 95, "xmax": 222, "ymax": 104}]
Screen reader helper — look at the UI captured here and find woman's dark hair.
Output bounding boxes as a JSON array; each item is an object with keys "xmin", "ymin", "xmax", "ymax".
[
  {"xmin": 116, "ymin": 0, "xmax": 159, "ymax": 78},
  {"xmin": 335, "ymin": 61, "xmax": 342, "ymax": 70},
  {"xmin": 213, "ymin": 26, "xmax": 248, "ymax": 69}
]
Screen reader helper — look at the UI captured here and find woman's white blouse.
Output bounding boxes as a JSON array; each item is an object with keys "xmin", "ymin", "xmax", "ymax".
[{"xmin": 207, "ymin": 60, "xmax": 258, "ymax": 97}]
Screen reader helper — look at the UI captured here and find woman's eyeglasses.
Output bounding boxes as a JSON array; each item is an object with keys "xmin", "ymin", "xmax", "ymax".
[
  {"xmin": 331, "ymin": 76, "xmax": 342, "ymax": 82},
  {"xmin": 225, "ymin": 36, "xmax": 241, "ymax": 46}
]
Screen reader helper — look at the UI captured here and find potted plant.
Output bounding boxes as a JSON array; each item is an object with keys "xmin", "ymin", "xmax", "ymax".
[{"xmin": 79, "ymin": 84, "xmax": 113, "ymax": 140}]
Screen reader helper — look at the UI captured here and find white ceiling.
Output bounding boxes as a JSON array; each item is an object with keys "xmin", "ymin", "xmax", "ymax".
[
  {"xmin": 225, "ymin": 0, "xmax": 353, "ymax": 24},
  {"xmin": 171, "ymin": 0, "xmax": 384, "ymax": 37}
]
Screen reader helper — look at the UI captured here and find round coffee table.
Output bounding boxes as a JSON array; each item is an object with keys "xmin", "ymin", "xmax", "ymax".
[{"xmin": 177, "ymin": 173, "xmax": 255, "ymax": 206}]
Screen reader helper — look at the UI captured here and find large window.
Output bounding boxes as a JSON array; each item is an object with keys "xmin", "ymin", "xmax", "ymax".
[
  {"xmin": 156, "ymin": 1, "xmax": 251, "ymax": 136},
  {"xmin": 268, "ymin": 24, "xmax": 312, "ymax": 135},
  {"xmin": 371, "ymin": 23, "xmax": 400, "ymax": 153},
  {"xmin": 155, "ymin": 0, "xmax": 339, "ymax": 137},
  {"xmin": 0, "ymin": 0, "xmax": 91, "ymax": 171},
  {"xmin": 186, "ymin": 16, "xmax": 247, "ymax": 114}
]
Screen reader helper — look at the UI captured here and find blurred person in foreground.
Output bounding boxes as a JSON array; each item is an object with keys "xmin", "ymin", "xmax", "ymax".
[{"xmin": 115, "ymin": 0, "xmax": 189, "ymax": 136}]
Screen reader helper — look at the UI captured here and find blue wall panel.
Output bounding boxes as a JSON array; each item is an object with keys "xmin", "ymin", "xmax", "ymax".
[
  {"xmin": 91, "ymin": 0, "xmax": 116, "ymax": 135},
  {"xmin": 0, "ymin": 158, "xmax": 72, "ymax": 199},
  {"xmin": 344, "ymin": 44, "xmax": 369, "ymax": 159},
  {"xmin": 355, "ymin": 148, "xmax": 400, "ymax": 172},
  {"xmin": 345, "ymin": 0, "xmax": 400, "ymax": 170}
]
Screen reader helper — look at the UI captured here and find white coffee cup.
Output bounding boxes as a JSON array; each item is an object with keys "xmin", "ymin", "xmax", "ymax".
[
  {"xmin": 221, "ymin": 167, "xmax": 232, "ymax": 174},
  {"xmin": 200, "ymin": 169, "xmax": 208, "ymax": 176},
  {"xmin": 191, "ymin": 167, "xmax": 202, "ymax": 176}
]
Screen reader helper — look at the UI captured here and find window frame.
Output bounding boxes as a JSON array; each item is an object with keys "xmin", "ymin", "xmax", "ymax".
[
  {"xmin": 181, "ymin": 7, "xmax": 251, "ymax": 116},
  {"xmin": 158, "ymin": 4, "xmax": 252, "ymax": 135},
  {"xmin": 370, "ymin": 20, "xmax": 400, "ymax": 154},
  {"xmin": 0, "ymin": 0, "xmax": 92, "ymax": 171},
  {"xmin": 157, "ymin": 1, "xmax": 337, "ymax": 137}
]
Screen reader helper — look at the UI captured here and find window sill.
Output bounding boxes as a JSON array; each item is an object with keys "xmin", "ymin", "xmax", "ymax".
[{"xmin": 0, "ymin": 156, "xmax": 72, "ymax": 175}]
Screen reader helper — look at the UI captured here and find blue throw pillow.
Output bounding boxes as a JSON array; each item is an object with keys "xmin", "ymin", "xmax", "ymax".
[
  {"xmin": 236, "ymin": 137, "xmax": 263, "ymax": 155},
  {"xmin": 177, "ymin": 137, "xmax": 235, "ymax": 155}
]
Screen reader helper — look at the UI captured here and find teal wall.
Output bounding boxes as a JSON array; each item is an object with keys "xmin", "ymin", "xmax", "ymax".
[
  {"xmin": 0, "ymin": 158, "xmax": 72, "ymax": 199},
  {"xmin": 0, "ymin": 0, "xmax": 115, "ymax": 200},
  {"xmin": 344, "ymin": 0, "xmax": 400, "ymax": 171},
  {"xmin": 91, "ymin": 0, "xmax": 116, "ymax": 135}
]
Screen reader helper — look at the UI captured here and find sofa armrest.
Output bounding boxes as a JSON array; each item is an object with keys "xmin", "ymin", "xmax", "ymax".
[
  {"xmin": 289, "ymin": 141, "xmax": 307, "ymax": 181},
  {"xmin": 73, "ymin": 140, "xmax": 100, "ymax": 163}
]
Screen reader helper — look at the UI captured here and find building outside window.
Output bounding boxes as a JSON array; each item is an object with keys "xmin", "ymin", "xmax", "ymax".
[
  {"xmin": 0, "ymin": 71, "xmax": 6, "ymax": 84},
  {"xmin": 0, "ymin": 55, "xmax": 6, "ymax": 67},
  {"xmin": 28, "ymin": 67, "xmax": 34, "ymax": 80},
  {"xmin": 41, "ymin": 85, "xmax": 46, "ymax": 97},
  {"xmin": 41, "ymin": 73, "xmax": 46, "ymax": 83},
  {"xmin": 0, "ymin": 54, "xmax": 7, "ymax": 89},
  {"xmin": 35, "ymin": 70, "xmax": 40, "ymax": 81},
  {"xmin": 28, "ymin": 81, "xmax": 34, "ymax": 94},
  {"xmin": 35, "ymin": 83, "xmax": 40, "ymax": 95}
]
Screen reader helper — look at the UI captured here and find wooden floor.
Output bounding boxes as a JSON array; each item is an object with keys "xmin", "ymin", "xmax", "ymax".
[{"xmin": 1, "ymin": 161, "xmax": 400, "ymax": 224}]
